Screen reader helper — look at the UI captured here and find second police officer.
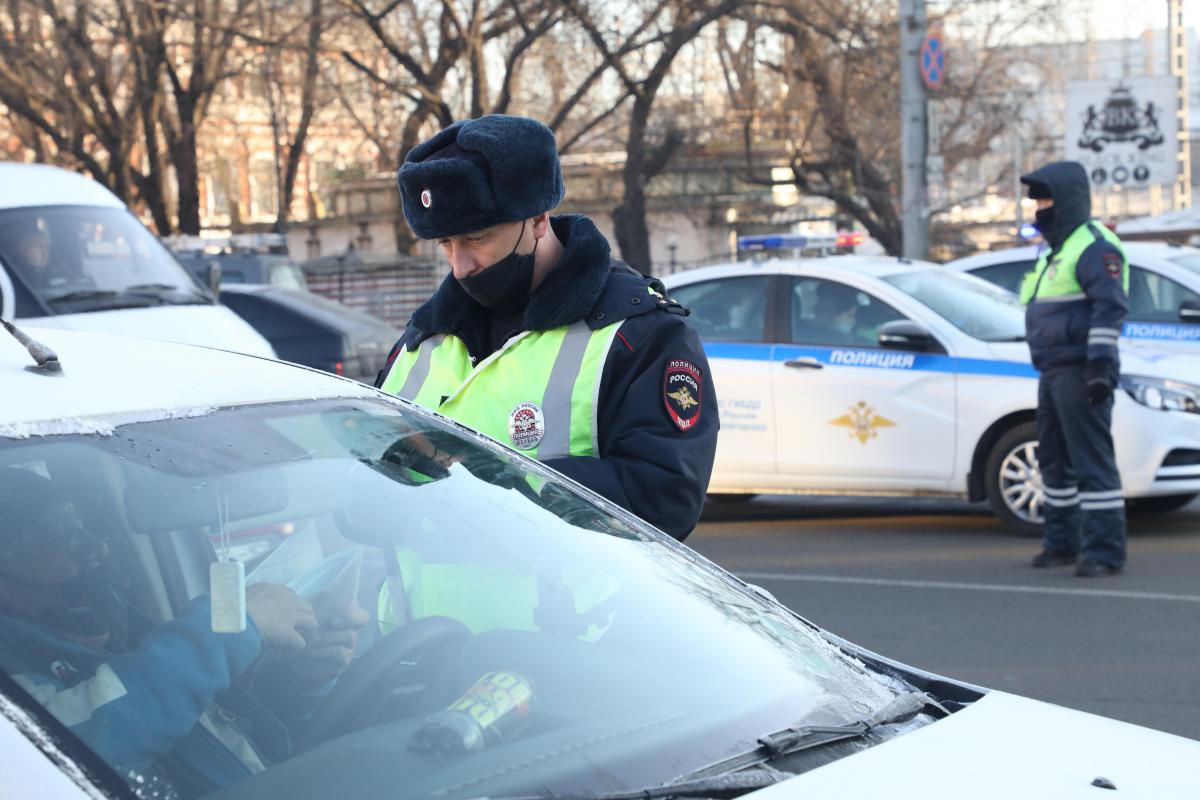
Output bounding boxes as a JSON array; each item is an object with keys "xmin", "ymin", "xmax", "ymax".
[{"xmin": 1019, "ymin": 160, "xmax": 1129, "ymax": 577}]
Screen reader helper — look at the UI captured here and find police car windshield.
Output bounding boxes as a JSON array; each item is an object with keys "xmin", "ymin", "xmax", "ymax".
[
  {"xmin": 885, "ymin": 269, "xmax": 1027, "ymax": 342},
  {"xmin": 0, "ymin": 398, "xmax": 909, "ymax": 800},
  {"xmin": 0, "ymin": 206, "xmax": 206, "ymax": 312},
  {"xmin": 1168, "ymin": 254, "xmax": 1200, "ymax": 276}
]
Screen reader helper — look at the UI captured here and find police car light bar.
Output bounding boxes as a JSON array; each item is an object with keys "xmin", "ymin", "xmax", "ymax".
[{"xmin": 737, "ymin": 234, "xmax": 841, "ymax": 251}]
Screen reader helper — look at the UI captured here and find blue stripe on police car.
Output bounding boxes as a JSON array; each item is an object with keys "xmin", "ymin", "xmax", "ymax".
[{"xmin": 702, "ymin": 342, "xmax": 1039, "ymax": 379}]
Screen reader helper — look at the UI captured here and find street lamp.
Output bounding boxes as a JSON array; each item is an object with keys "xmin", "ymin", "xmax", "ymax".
[{"xmin": 666, "ymin": 233, "xmax": 679, "ymax": 272}]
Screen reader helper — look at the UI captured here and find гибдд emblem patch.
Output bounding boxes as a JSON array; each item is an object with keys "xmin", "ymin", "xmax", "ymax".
[{"xmin": 509, "ymin": 402, "xmax": 545, "ymax": 449}]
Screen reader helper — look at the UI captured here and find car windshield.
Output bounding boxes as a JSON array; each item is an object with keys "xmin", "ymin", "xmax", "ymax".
[
  {"xmin": 268, "ymin": 262, "xmax": 309, "ymax": 290},
  {"xmin": 0, "ymin": 205, "xmax": 207, "ymax": 312},
  {"xmin": 0, "ymin": 398, "xmax": 906, "ymax": 800},
  {"xmin": 1168, "ymin": 253, "xmax": 1200, "ymax": 277},
  {"xmin": 885, "ymin": 269, "xmax": 1027, "ymax": 341}
]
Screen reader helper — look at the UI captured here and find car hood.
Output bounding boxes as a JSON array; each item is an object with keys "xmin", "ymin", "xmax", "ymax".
[
  {"xmin": 985, "ymin": 340, "xmax": 1200, "ymax": 383},
  {"xmin": 18, "ymin": 304, "xmax": 276, "ymax": 358},
  {"xmin": 744, "ymin": 691, "xmax": 1199, "ymax": 799}
]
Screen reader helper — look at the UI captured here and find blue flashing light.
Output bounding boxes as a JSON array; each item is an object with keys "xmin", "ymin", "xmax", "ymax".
[{"xmin": 1018, "ymin": 224, "xmax": 1040, "ymax": 240}]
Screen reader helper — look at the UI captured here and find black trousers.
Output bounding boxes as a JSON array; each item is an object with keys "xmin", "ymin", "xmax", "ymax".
[{"xmin": 1036, "ymin": 363, "xmax": 1127, "ymax": 567}]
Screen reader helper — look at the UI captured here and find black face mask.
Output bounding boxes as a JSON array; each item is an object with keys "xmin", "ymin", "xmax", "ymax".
[
  {"xmin": 1034, "ymin": 206, "xmax": 1056, "ymax": 232},
  {"xmin": 457, "ymin": 221, "xmax": 537, "ymax": 314}
]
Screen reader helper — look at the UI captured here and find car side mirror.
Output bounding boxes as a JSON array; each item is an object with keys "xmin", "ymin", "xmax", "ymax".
[
  {"xmin": 1180, "ymin": 299, "xmax": 1200, "ymax": 322},
  {"xmin": 878, "ymin": 319, "xmax": 935, "ymax": 351},
  {"xmin": 206, "ymin": 261, "xmax": 221, "ymax": 299}
]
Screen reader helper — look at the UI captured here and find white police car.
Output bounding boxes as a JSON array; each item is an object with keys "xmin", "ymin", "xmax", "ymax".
[
  {"xmin": 2, "ymin": 324, "xmax": 1198, "ymax": 798},
  {"xmin": 947, "ymin": 242, "xmax": 1200, "ymax": 352},
  {"xmin": 663, "ymin": 240, "xmax": 1200, "ymax": 532}
]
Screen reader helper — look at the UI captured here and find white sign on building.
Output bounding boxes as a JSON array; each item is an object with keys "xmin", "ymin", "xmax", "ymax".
[{"xmin": 1065, "ymin": 77, "xmax": 1178, "ymax": 188}]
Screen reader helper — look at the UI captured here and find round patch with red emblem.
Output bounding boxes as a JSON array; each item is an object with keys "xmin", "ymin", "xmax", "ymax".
[
  {"xmin": 508, "ymin": 402, "xmax": 545, "ymax": 450},
  {"xmin": 1103, "ymin": 251, "xmax": 1123, "ymax": 279},
  {"xmin": 420, "ymin": 188, "xmax": 433, "ymax": 209},
  {"xmin": 663, "ymin": 358, "xmax": 703, "ymax": 432}
]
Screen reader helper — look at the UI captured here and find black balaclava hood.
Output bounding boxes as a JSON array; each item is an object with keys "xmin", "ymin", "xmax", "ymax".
[{"xmin": 1020, "ymin": 161, "xmax": 1092, "ymax": 249}]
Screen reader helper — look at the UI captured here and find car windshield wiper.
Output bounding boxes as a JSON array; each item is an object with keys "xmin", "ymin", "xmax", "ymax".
[
  {"xmin": 45, "ymin": 289, "xmax": 119, "ymax": 304},
  {"xmin": 487, "ymin": 692, "xmax": 943, "ymax": 800},
  {"xmin": 124, "ymin": 282, "xmax": 211, "ymax": 304},
  {"xmin": 45, "ymin": 288, "xmax": 167, "ymax": 310}
]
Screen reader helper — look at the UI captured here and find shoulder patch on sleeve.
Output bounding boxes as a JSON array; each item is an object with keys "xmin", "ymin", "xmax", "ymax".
[
  {"xmin": 1103, "ymin": 251, "xmax": 1123, "ymax": 279},
  {"xmin": 663, "ymin": 358, "xmax": 703, "ymax": 432}
]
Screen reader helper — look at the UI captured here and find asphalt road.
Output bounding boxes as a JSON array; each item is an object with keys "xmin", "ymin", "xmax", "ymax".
[{"xmin": 688, "ymin": 494, "xmax": 1200, "ymax": 741}]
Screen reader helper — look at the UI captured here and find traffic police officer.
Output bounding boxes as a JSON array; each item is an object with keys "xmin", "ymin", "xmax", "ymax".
[
  {"xmin": 376, "ymin": 115, "xmax": 719, "ymax": 541},
  {"xmin": 1019, "ymin": 160, "xmax": 1129, "ymax": 577}
]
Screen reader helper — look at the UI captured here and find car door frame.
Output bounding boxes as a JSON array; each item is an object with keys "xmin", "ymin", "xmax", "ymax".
[
  {"xmin": 670, "ymin": 270, "xmax": 784, "ymax": 490},
  {"xmin": 769, "ymin": 267, "xmax": 961, "ymax": 490}
]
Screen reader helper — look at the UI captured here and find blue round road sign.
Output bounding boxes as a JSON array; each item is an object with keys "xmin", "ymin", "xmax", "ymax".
[{"xmin": 920, "ymin": 33, "xmax": 945, "ymax": 90}]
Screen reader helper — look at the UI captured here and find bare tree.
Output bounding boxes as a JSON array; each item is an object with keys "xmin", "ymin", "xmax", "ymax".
[
  {"xmin": 728, "ymin": 0, "xmax": 1063, "ymax": 255},
  {"xmin": 565, "ymin": 0, "xmax": 745, "ymax": 271}
]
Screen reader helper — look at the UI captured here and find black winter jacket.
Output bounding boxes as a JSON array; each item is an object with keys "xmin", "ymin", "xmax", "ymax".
[
  {"xmin": 377, "ymin": 215, "xmax": 719, "ymax": 541},
  {"xmin": 1021, "ymin": 161, "xmax": 1129, "ymax": 371}
]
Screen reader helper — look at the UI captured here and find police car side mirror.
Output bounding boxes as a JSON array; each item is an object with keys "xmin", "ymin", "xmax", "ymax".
[
  {"xmin": 1179, "ymin": 299, "xmax": 1200, "ymax": 322},
  {"xmin": 878, "ymin": 320, "xmax": 935, "ymax": 352}
]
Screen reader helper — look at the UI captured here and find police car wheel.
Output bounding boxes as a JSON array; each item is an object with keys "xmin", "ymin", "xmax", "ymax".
[{"xmin": 984, "ymin": 422, "xmax": 1043, "ymax": 536}]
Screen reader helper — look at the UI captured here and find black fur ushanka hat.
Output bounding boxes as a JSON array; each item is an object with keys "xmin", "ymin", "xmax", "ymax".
[{"xmin": 397, "ymin": 114, "xmax": 565, "ymax": 240}]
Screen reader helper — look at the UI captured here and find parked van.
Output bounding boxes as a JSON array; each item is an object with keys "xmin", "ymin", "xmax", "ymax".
[{"xmin": 0, "ymin": 163, "xmax": 273, "ymax": 356}]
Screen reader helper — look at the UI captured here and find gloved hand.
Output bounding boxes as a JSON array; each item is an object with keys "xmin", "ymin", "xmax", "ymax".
[{"xmin": 1086, "ymin": 360, "xmax": 1115, "ymax": 405}]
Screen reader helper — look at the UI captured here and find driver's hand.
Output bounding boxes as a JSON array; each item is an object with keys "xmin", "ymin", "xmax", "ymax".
[
  {"xmin": 247, "ymin": 583, "xmax": 317, "ymax": 650},
  {"xmin": 402, "ymin": 433, "xmax": 463, "ymax": 468},
  {"xmin": 281, "ymin": 595, "xmax": 370, "ymax": 687}
]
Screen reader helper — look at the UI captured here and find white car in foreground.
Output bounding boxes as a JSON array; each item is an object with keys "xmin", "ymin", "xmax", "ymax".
[
  {"xmin": 663, "ymin": 255, "xmax": 1200, "ymax": 532},
  {"xmin": 947, "ymin": 242, "xmax": 1200, "ymax": 352},
  {"xmin": 1, "ymin": 324, "xmax": 1197, "ymax": 798}
]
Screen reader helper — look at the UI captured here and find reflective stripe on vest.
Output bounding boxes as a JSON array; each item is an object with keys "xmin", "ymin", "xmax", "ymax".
[
  {"xmin": 1019, "ymin": 221, "xmax": 1129, "ymax": 304},
  {"xmin": 380, "ymin": 321, "xmax": 622, "ymax": 460}
]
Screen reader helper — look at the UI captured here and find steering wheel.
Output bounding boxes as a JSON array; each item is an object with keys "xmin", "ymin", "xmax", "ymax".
[{"xmin": 300, "ymin": 616, "xmax": 472, "ymax": 748}]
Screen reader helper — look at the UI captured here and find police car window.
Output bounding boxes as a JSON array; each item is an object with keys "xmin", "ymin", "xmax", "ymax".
[
  {"xmin": 669, "ymin": 276, "xmax": 769, "ymax": 341},
  {"xmin": 971, "ymin": 261, "xmax": 1032, "ymax": 295},
  {"xmin": 884, "ymin": 269, "xmax": 1026, "ymax": 342},
  {"xmin": 1127, "ymin": 266, "xmax": 1200, "ymax": 322},
  {"xmin": 1168, "ymin": 254, "xmax": 1200, "ymax": 276},
  {"xmin": 788, "ymin": 278, "xmax": 905, "ymax": 348}
]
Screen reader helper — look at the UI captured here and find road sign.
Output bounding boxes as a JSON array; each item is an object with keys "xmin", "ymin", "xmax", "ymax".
[
  {"xmin": 919, "ymin": 32, "xmax": 945, "ymax": 91},
  {"xmin": 1065, "ymin": 78, "xmax": 1178, "ymax": 188}
]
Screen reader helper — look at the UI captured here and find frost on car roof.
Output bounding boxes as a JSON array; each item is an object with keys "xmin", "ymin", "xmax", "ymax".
[{"xmin": 1, "ymin": 328, "xmax": 378, "ymax": 431}]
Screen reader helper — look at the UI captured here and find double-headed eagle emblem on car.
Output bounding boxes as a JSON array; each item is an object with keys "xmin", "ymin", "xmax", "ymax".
[{"xmin": 830, "ymin": 401, "xmax": 896, "ymax": 444}]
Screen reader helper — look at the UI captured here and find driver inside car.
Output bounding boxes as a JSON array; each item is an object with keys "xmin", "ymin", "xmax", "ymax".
[{"xmin": 0, "ymin": 467, "xmax": 368, "ymax": 793}]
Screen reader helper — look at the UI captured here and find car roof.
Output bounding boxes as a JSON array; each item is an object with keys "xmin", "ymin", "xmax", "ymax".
[
  {"xmin": 0, "ymin": 164, "xmax": 126, "ymax": 211},
  {"xmin": 662, "ymin": 255, "xmax": 938, "ymax": 285},
  {"xmin": 948, "ymin": 241, "xmax": 1200, "ymax": 270},
  {"xmin": 1, "ymin": 327, "xmax": 378, "ymax": 432}
]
